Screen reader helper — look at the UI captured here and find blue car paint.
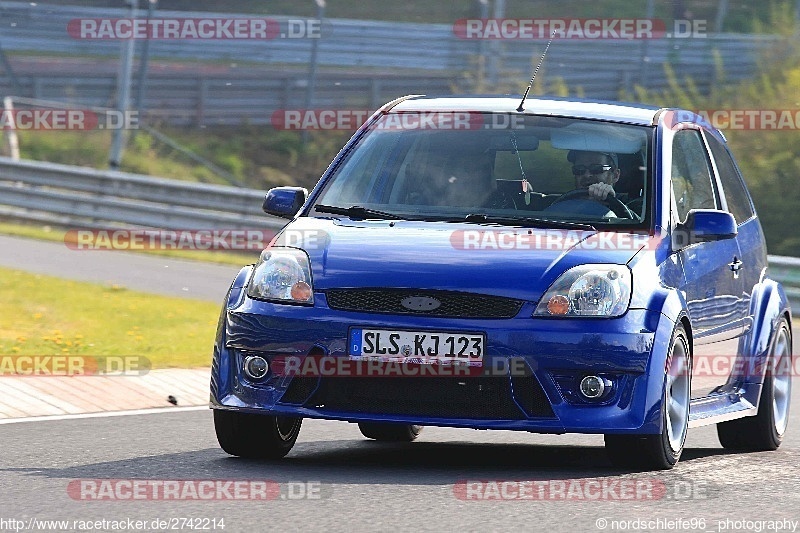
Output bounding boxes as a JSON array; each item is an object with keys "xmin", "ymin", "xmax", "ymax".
[{"xmin": 210, "ymin": 96, "xmax": 791, "ymax": 438}]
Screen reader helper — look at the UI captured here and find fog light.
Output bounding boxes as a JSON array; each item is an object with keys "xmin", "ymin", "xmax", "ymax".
[
  {"xmin": 243, "ymin": 355, "xmax": 269, "ymax": 380},
  {"xmin": 579, "ymin": 375, "xmax": 605, "ymax": 399}
]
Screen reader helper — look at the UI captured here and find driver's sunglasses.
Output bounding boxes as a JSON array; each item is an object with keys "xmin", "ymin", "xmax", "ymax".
[{"xmin": 572, "ymin": 164, "xmax": 613, "ymax": 176}]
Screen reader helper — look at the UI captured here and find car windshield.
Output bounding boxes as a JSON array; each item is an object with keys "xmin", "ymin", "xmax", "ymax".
[{"xmin": 313, "ymin": 112, "xmax": 652, "ymax": 228}]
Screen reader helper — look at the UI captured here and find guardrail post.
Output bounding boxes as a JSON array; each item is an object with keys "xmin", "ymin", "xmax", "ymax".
[
  {"xmin": 369, "ymin": 78, "xmax": 381, "ymax": 110},
  {"xmin": 196, "ymin": 77, "xmax": 208, "ymax": 127},
  {"xmin": 109, "ymin": 0, "xmax": 138, "ymax": 169},
  {"xmin": 3, "ymin": 97, "xmax": 20, "ymax": 160},
  {"xmin": 638, "ymin": 0, "xmax": 656, "ymax": 88},
  {"xmin": 32, "ymin": 78, "xmax": 42, "ymax": 100},
  {"xmin": 620, "ymin": 71, "xmax": 633, "ymax": 98},
  {"xmin": 282, "ymin": 76, "xmax": 292, "ymax": 112}
]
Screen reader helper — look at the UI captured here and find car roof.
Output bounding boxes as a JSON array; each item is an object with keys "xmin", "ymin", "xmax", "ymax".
[{"xmin": 389, "ymin": 95, "xmax": 664, "ymax": 126}]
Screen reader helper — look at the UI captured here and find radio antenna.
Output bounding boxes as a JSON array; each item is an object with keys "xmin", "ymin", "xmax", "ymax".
[{"xmin": 516, "ymin": 30, "xmax": 557, "ymax": 112}]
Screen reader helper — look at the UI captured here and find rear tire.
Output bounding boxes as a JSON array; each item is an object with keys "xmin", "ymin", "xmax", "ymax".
[
  {"xmin": 358, "ymin": 422, "xmax": 423, "ymax": 442},
  {"xmin": 717, "ymin": 318, "xmax": 792, "ymax": 451},
  {"xmin": 214, "ymin": 410, "xmax": 302, "ymax": 459},
  {"xmin": 605, "ymin": 324, "xmax": 691, "ymax": 470}
]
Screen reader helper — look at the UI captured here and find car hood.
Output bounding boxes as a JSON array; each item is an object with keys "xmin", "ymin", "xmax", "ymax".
[{"xmin": 272, "ymin": 217, "xmax": 645, "ymax": 302}]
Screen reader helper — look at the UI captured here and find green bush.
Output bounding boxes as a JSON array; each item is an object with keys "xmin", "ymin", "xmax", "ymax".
[{"xmin": 627, "ymin": 38, "xmax": 800, "ymax": 256}]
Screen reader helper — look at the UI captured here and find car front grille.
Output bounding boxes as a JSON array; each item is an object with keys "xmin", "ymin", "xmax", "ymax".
[
  {"xmin": 291, "ymin": 375, "xmax": 554, "ymax": 420},
  {"xmin": 325, "ymin": 289, "xmax": 524, "ymax": 318}
]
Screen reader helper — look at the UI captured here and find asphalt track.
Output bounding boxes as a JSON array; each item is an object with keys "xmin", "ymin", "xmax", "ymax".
[
  {"xmin": 0, "ymin": 402, "xmax": 799, "ymax": 533},
  {"xmin": 2, "ymin": 234, "xmax": 799, "ymax": 532},
  {"xmin": 0, "ymin": 234, "xmax": 244, "ymax": 302}
]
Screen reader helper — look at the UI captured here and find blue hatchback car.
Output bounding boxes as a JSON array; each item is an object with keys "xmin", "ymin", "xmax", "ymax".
[{"xmin": 211, "ymin": 96, "xmax": 792, "ymax": 469}]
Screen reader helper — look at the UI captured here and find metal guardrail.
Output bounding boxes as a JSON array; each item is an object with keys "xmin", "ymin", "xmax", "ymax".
[
  {"xmin": 768, "ymin": 256, "xmax": 800, "ymax": 309},
  {"xmin": 0, "ymin": 2, "xmax": 785, "ymax": 124},
  {"xmin": 0, "ymin": 2, "xmax": 779, "ymax": 74},
  {"xmin": 0, "ymin": 155, "xmax": 797, "ymax": 307},
  {"xmin": 0, "ymin": 156, "xmax": 284, "ymax": 231}
]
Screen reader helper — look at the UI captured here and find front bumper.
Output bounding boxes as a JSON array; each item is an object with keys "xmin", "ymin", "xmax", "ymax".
[{"xmin": 211, "ymin": 286, "xmax": 675, "ymax": 435}]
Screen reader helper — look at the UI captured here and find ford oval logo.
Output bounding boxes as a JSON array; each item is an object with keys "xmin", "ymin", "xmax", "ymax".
[{"xmin": 401, "ymin": 296, "xmax": 441, "ymax": 312}]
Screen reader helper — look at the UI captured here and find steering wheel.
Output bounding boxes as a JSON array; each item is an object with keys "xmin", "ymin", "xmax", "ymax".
[{"xmin": 546, "ymin": 189, "xmax": 635, "ymax": 219}]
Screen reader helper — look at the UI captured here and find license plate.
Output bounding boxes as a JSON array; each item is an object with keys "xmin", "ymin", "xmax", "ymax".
[{"xmin": 349, "ymin": 328, "xmax": 485, "ymax": 363}]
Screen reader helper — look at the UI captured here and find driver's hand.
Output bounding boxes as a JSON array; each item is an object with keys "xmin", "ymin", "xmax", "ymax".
[{"xmin": 587, "ymin": 183, "xmax": 615, "ymax": 200}]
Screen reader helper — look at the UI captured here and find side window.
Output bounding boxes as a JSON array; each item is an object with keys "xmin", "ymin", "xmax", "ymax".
[
  {"xmin": 705, "ymin": 133, "xmax": 755, "ymax": 225},
  {"xmin": 670, "ymin": 129, "xmax": 717, "ymax": 222}
]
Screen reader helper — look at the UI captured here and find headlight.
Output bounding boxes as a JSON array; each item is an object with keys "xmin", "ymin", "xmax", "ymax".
[
  {"xmin": 533, "ymin": 264, "xmax": 631, "ymax": 317},
  {"xmin": 246, "ymin": 248, "xmax": 314, "ymax": 304}
]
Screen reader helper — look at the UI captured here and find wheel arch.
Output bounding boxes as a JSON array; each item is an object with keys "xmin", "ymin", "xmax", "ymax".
[
  {"xmin": 744, "ymin": 277, "xmax": 792, "ymax": 388},
  {"xmin": 639, "ymin": 287, "xmax": 691, "ymax": 434},
  {"xmin": 211, "ymin": 266, "xmax": 254, "ymax": 404},
  {"xmin": 679, "ymin": 314, "xmax": 693, "ymax": 358}
]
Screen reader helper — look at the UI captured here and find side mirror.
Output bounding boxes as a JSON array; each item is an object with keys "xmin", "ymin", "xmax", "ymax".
[
  {"xmin": 262, "ymin": 187, "xmax": 308, "ymax": 219},
  {"xmin": 672, "ymin": 209, "xmax": 737, "ymax": 250}
]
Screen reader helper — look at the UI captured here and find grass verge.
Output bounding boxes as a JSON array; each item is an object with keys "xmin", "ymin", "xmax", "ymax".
[{"xmin": 0, "ymin": 266, "xmax": 221, "ymax": 368}]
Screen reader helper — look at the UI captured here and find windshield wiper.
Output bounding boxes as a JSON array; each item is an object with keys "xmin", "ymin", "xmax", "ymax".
[
  {"xmin": 314, "ymin": 204, "xmax": 405, "ymax": 220},
  {"xmin": 463, "ymin": 213, "xmax": 596, "ymax": 231}
]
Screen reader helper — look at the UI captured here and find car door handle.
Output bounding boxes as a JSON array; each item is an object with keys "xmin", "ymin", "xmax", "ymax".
[{"xmin": 728, "ymin": 256, "xmax": 744, "ymax": 272}]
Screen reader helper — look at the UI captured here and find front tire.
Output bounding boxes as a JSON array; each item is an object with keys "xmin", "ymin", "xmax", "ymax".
[
  {"xmin": 717, "ymin": 317, "xmax": 792, "ymax": 451},
  {"xmin": 214, "ymin": 410, "xmax": 302, "ymax": 459},
  {"xmin": 358, "ymin": 422, "xmax": 423, "ymax": 442},
  {"xmin": 605, "ymin": 324, "xmax": 691, "ymax": 470}
]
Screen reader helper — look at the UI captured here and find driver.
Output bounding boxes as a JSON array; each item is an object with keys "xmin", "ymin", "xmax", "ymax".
[{"xmin": 568, "ymin": 150, "xmax": 620, "ymax": 201}]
